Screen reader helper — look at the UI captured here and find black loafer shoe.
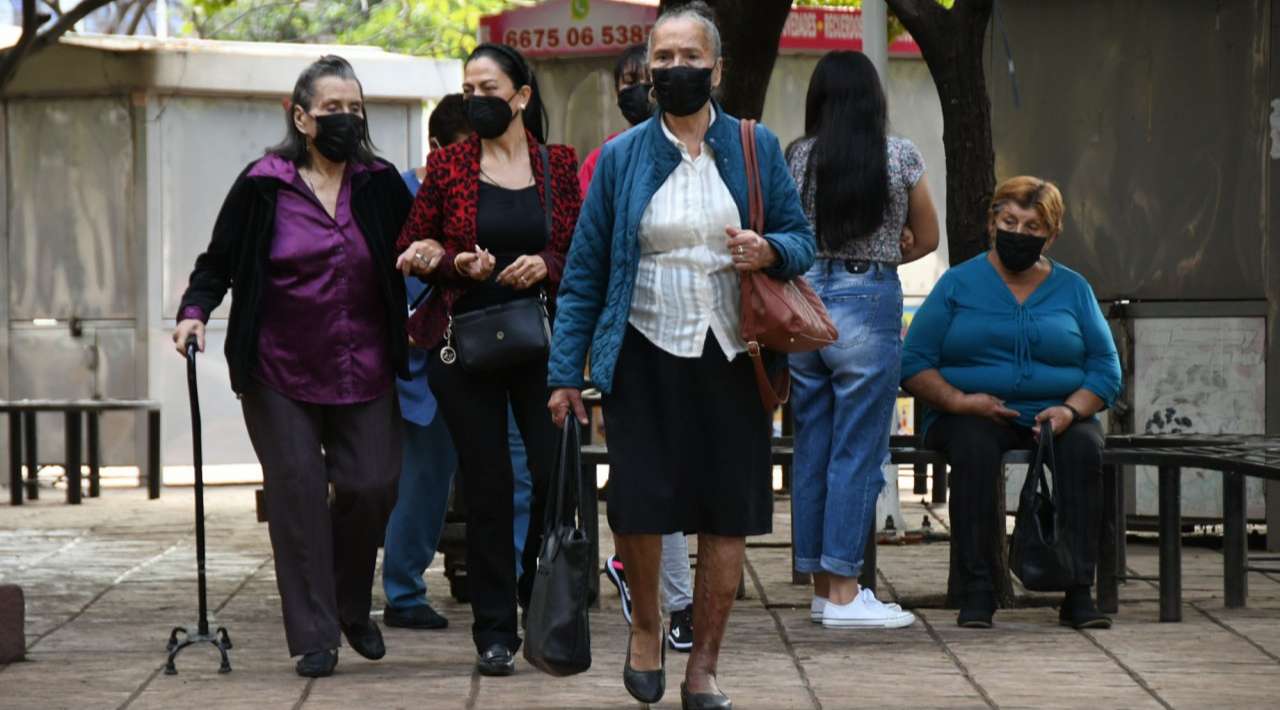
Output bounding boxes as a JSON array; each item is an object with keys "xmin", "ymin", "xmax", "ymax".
[
  {"xmin": 681, "ymin": 681, "xmax": 733, "ymax": 709},
  {"xmin": 295, "ymin": 649, "xmax": 338, "ymax": 678},
  {"xmin": 477, "ymin": 644, "xmax": 516, "ymax": 676},
  {"xmin": 1059, "ymin": 588, "xmax": 1113, "ymax": 630},
  {"xmin": 383, "ymin": 604, "xmax": 448, "ymax": 630},
  {"xmin": 623, "ymin": 630, "xmax": 666, "ymax": 704},
  {"xmin": 957, "ymin": 591, "xmax": 996, "ymax": 629},
  {"xmin": 341, "ymin": 619, "xmax": 386, "ymax": 660}
]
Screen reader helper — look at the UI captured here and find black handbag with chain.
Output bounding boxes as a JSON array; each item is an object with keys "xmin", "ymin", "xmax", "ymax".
[
  {"xmin": 1009, "ymin": 432, "xmax": 1080, "ymax": 591},
  {"xmin": 523, "ymin": 418, "xmax": 592, "ymax": 676},
  {"xmin": 440, "ymin": 146, "xmax": 555, "ymax": 373}
]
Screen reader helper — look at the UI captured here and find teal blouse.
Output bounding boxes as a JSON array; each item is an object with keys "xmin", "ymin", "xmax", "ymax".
[{"xmin": 901, "ymin": 253, "xmax": 1122, "ymax": 436}]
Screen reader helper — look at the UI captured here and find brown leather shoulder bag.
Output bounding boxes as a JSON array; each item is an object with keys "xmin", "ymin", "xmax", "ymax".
[{"xmin": 738, "ymin": 119, "xmax": 838, "ymax": 411}]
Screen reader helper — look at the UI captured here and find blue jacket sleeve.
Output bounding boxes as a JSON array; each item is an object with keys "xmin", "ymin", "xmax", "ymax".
[
  {"xmin": 756, "ymin": 125, "xmax": 816, "ymax": 280},
  {"xmin": 548, "ymin": 143, "xmax": 616, "ymax": 390},
  {"xmin": 901, "ymin": 273, "xmax": 956, "ymax": 383},
  {"xmin": 1076, "ymin": 280, "xmax": 1122, "ymax": 407}
]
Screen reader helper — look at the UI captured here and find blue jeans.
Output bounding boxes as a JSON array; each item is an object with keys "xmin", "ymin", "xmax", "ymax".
[
  {"xmin": 383, "ymin": 406, "xmax": 532, "ymax": 609},
  {"xmin": 790, "ymin": 260, "xmax": 902, "ymax": 578}
]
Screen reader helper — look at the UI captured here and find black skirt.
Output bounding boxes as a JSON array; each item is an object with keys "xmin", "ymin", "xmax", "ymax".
[{"xmin": 602, "ymin": 325, "xmax": 773, "ymax": 536}]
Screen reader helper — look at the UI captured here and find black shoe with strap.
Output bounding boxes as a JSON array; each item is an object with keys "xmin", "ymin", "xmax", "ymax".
[
  {"xmin": 1059, "ymin": 587, "xmax": 1113, "ymax": 629},
  {"xmin": 341, "ymin": 619, "xmax": 386, "ymax": 660},
  {"xmin": 295, "ymin": 648, "xmax": 338, "ymax": 678},
  {"xmin": 477, "ymin": 643, "xmax": 516, "ymax": 676},
  {"xmin": 384, "ymin": 604, "xmax": 448, "ymax": 630}
]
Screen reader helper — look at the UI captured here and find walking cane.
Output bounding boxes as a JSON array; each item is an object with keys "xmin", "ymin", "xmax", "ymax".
[{"xmin": 164, "ymin": 336, "xmax": 233, "ymax": 675}]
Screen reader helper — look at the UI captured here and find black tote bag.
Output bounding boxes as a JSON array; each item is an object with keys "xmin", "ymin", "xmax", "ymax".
[
  {"xmin": 1009, "ymin": 432, "xmax": 1079, "ymax": 592},
  {"xmin": 523, "ymin": 419, "xmax": 593, "ymax": 676}
]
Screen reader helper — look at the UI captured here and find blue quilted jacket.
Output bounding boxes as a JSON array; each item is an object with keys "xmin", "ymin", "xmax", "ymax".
[{"xmin": 548, "ymin": 106, "xmax": 816, "ymax": 393}]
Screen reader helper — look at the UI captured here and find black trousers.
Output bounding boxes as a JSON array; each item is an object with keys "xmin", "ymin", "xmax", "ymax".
[
  {"xmin": 427, "ymin": 350, "xmax": 555, "ymax": 653},
  {"xmin": 925, "ymin": 415, "xmax": 1104, "ymax": 594},
  {"xmin": 241, "ymin": 385, "xmax": 401, "ymax": 657}
]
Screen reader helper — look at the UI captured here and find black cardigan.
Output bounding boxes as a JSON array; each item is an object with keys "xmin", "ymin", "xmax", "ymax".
[{"xmin": 177, "ymin": 156, "xmax": 413, "ymax": 395}]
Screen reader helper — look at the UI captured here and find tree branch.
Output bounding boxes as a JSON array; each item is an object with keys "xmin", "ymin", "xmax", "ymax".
[
  {"xmin": 32, "ymin": 0, "xmax": 118, "ymax": 52},
  {"xmin": 0, "ymin": 0, "xmax": 46, "ymax": 90}
]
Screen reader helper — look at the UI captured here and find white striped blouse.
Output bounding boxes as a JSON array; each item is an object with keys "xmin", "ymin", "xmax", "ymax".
[{"xmin": 629, "ymin": 107, "xmax": 746, "ymax": 360}]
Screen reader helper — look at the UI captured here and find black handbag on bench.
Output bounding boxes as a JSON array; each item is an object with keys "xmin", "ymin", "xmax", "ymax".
[{"xmin": 439, "ymin": 146, "xmax": 555, "ymax": 373}]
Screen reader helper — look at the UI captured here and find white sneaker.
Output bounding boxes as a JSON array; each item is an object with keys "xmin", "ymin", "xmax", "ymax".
[
  {"xmin": 813, "ymin": 591, "xmax": 903, "ymax": 623},
  {"xmin": 810, "ymin": 596, "xmax": 828, "ymax": 623},
  {"xmin": 822, "ymin": 588, "xmax": 916, "ymax": 629}
]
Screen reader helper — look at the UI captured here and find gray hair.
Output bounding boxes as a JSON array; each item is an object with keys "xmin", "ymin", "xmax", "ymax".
[{"xmin": 649, "ymin": 1, "xmax": 722, "ymax": 59}]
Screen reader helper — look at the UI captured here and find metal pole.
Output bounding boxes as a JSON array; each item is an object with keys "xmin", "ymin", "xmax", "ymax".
[
  {"xmin": 1097, "ymin": 463, "xmax": 1120, "ymax": 613},
  {"xmin": 23, "ymin": 411, "xmax": 38, "ymax": 500},
  {"xmin": 148, "ymin": 410, "xmax": 162, "ymax": 499},
  {"xmin": 9, "ymin": 413, "xmax": 22, "ymax": 506},
  {"xmin": 88, "ymin": 412, "xmax": 101, "ymax": 498},
  {"xmin": 1223, "ymin": 470, "xmax": 1247, "ymax": 609},
  {"xmin": 1157, "ymin": 465, "xmax": 1182, "ymax": 622},
  {"xmin": 65, "ymin": 411, "xmax": 82, "ymax": 505},
  {"xmin": 862, "ymin": 1, "xmax": 891, "ymax": 83}
]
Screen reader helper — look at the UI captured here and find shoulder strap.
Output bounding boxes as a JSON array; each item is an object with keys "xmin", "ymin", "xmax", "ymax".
[
  {"xmin": 739, "ymin": 119, "xmax": 765, "ymax": 234},
  {"xmin": 540, "ymin": 145, "xmax": 554, "ymax": 240}
]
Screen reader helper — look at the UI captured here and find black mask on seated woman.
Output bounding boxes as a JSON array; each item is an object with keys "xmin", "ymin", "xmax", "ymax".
[
  {"xmin": 312, "ymin": 113, "xmax": 365, "ymax": 163},
  {"xmin": 617, "ymin": 84, "xmax": 654, "ymax": 126},
  {"xmin": 466, "ymin": 95, "xmax": 516, "ymax": 140},
  {"xmin": 995, "ymin": 228, "xmax": 1047, "ymax": 273},
  {"xmin": 651, "ymin": 66, "xmax": 713, "ymax": 117}
]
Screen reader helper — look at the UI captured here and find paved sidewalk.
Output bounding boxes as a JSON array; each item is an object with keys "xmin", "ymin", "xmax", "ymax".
[{"xmin": 2, "ymin": 482, "xmax": 1280, "ymax": 709}]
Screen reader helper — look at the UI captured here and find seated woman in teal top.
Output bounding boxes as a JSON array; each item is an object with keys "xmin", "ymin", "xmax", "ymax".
[{"xmin": 901, "ymin": 176, "xmax": 1121, "ymax": 631}]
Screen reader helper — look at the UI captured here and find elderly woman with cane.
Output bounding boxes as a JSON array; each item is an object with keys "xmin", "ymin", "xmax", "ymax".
[{"xmin": 173, "ymin": 55, "xmax": 412, "ymax": 678}]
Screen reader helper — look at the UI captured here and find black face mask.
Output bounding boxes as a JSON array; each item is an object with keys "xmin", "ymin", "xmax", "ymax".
[
  {"xmin": 617, "ymin": 84, "xmax": 654, "ymax": 126},
  {"xmin": 466, "ymin": 95, "xmax": 517, "ymax": 140},
  {"xmin": 312, "ymin": 113, "xmax": 364, "ymax": 163},
  {"xmin": 994, "ymin": 228, "xmax": 1047, "ymax": 273},
  {"xmin": 651, "ymin": 66, "xmax": 713, "ymax": 117}
]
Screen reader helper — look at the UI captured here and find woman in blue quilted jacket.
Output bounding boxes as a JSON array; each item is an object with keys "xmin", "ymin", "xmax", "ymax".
[{"xmin": 546, "ymin": 4, "xmax": 815, "ymax": 708}]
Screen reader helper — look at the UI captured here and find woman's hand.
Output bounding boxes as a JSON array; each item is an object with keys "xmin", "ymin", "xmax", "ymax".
[
  {"xmin": 396, "ymin": 239, "xmax": 445, "ymax": 276},
  {"xmin": 1033, "ymin": 405, "xmax": 1075, "ymax": 438},
  {"xmin": 454, "ymin": 247, "xmax": 496, "ymax": 281},
  {"xmin": 548, "ymin": 387, "xmax": 589, "ymax": 428},
  {"xmin": 172, "ymin": 319, "xmax": 205, "ymax": 356},
  {"xmin": 497, "ymin": 255, "xmax": 548, "ymax": 289},
  {"xmin": 959, "ymin": 393, "xmax": 1019, "ymax": 425},
  {"xmin": 726, "ymin": 226, "xmax": 779, "ymax": 272}
]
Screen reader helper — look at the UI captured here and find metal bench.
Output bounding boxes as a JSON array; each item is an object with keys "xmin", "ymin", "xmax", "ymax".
[
  {"xmin": 1100, "ymin": 436, "xmax": 1280, "ymax": 622},
  {"xmin": 3, "ymin": 399, "xmax": 163, "ymax": 505}
]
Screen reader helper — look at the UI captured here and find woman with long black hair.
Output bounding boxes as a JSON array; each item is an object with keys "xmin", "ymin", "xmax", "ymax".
[
  {"xmin": 396, "ymin": 43, "xmax": 581, "ymax": 677},
  {"xmin": 786, "ymin": 51, "xmax": 940, "ymax": 629}
]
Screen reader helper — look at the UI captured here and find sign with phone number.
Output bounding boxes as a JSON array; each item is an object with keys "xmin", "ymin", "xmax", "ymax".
[
  {"xmin": 479, "ymin": 0, "xmax": 921, "ymax": 59},
  {"xmin": 501, "ymin": 23, "xmax": 654, "ymax": 54}
]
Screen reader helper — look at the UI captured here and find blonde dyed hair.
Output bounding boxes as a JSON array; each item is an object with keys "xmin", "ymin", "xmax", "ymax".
[{"xmin": 989, "ymin": 176, "xmax": 1065, "ymax": 237}]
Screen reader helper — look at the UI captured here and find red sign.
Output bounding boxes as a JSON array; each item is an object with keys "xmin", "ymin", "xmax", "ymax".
[
  {"xmin": 478, "ymin": 1, "xmax": 921, "ymax": 59},
  {"xmin": 781, "ymin": 6, "xmax": 922, "ymax": 57},
  {"xmin": 479, "ymin": 0, "xmax": 656, "ymax": 58}
]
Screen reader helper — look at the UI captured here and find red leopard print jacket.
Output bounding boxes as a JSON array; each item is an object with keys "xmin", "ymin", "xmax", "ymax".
[{"xmin": 397, "ymin": 131, "xmax": 582, "ymax": 349}]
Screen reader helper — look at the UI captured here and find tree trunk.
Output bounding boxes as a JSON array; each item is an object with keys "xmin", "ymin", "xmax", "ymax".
[
  {"xmin": 887, "ymin": 0, "xmax": 995, "ymax": 266},
  {"xmin": 656, "ymin": 0, "xmax": 792, "ymax": 120}
]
